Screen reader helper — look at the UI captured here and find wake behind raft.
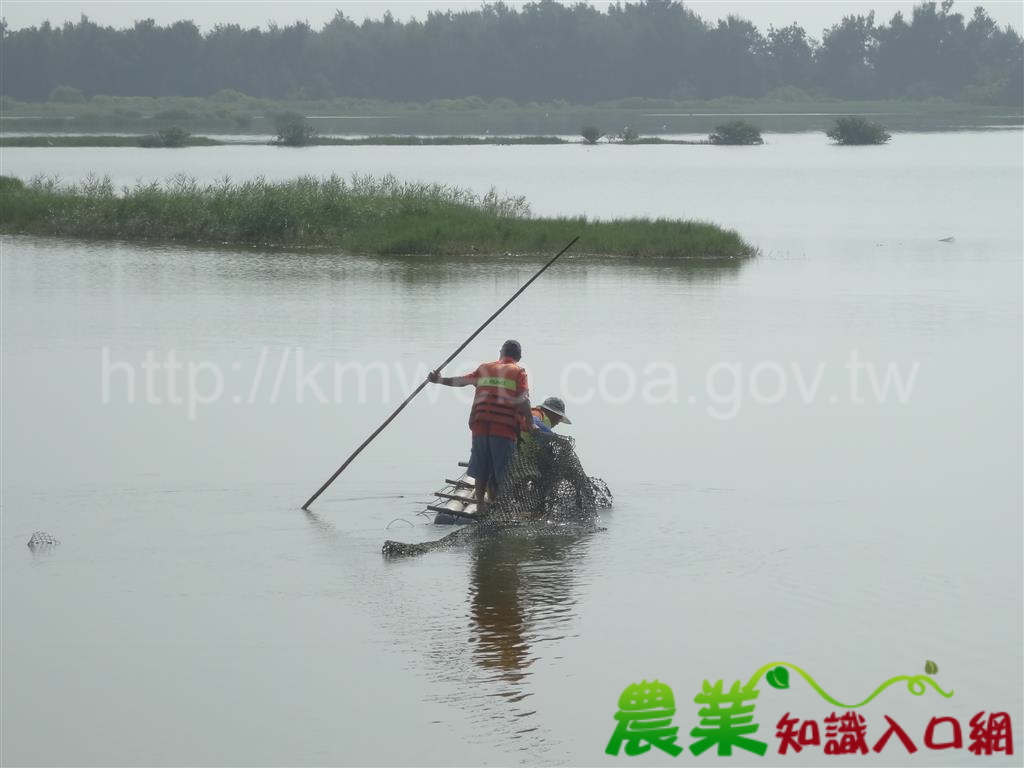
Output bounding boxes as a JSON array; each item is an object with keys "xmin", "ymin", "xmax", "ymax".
[{"xmin": 382, "ymin": 434, "xmax": 612, "ymax": 557}]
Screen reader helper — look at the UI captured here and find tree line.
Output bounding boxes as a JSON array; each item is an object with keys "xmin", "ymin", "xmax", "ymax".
[{"xmin": 2, "ymin": 0, "xmax": 1021, "ymax": 105}]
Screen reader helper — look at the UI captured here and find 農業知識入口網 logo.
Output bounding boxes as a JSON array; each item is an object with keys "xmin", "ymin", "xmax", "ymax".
[{"xmin": 605, "ymin": 661, "xmax": 1013, "ymax": 758}]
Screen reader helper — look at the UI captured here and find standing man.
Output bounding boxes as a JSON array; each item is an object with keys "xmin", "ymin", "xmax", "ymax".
[{"xmin": 428, "ymin": 340, "xmax": 532, "ymax": 511}]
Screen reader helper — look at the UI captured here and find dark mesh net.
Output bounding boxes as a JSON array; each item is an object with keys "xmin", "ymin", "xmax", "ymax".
[
  {"xmin": 383, "ymin": 434, "xmax": 611, "ymax": 557},
  {"xmin": 27, "ymin": 531, "xmax": 60, "ymax": 549},
  {"xmin": 489, "ymin": 433, "xmax": 610, "ymax": 523}
]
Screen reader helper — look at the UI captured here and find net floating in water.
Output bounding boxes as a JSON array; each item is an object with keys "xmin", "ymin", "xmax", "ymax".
[
  {"xmin": 383, "ymin": 434, "xmax": 610, "ymax": 557},
  {"xmin": 27, "ymin": 531, "xmax": 60, "ymax": 549}
]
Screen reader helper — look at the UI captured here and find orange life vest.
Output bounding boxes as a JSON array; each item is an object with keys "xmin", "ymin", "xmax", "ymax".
[
  {"xmin": 520, "ymin": 406, "xmax": 551, "ymax": 434},
  {"xmin": 532, "ymin": 407, "xmax": 552, "ymax": 429},
  {"xmin": 469, "ymin": 359, "xmax": 524, "ymax": 432}
]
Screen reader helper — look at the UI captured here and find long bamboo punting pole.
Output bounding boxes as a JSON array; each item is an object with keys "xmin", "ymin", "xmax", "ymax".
[{"xmin": 301, "ymin": 235, "xmax": 580, "ymax": 510}]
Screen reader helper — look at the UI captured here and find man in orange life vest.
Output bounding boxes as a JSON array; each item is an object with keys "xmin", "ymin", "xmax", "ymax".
[
  {"xmin": 428, "ymin": 339, "xmax": 533, "ymax": 510},
  {"xmin": 521, "ymin": 396, "xmax": 572, "ymax": 442}
]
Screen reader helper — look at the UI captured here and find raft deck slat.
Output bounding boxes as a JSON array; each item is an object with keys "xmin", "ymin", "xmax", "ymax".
[
  {"xmin": 427, "ymin": 467, "xmax": 481, "ymax": 524},
  {"xmin": 426, "ymin": 504, "xmax": 479, "ymax": 521},
  {"xmin": 435, "ymin": 491, "xmax": 476, "ymax": 503}
]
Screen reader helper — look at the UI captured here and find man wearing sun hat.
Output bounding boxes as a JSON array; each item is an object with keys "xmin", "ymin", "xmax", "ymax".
[
  {"xmin": 529, "ymin": 396, "xmax": 572, "ymax": 434},
  {"xmin": 518, "ymin": 395, "xmax": 572, "ymax": 458}
]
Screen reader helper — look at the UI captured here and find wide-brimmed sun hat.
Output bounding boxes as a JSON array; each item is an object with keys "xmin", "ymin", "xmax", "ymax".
[{"xmin": 540, "ymin": 396, "xmax": 571, "ymax": 424}]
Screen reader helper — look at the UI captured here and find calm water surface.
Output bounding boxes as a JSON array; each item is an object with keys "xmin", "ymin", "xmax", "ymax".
[{"xmin": 2, "ymin": 133, "xmax": 1021, "ymax": 766}]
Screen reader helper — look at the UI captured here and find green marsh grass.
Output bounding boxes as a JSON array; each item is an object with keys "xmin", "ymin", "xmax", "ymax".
[{"xmin": 0, "ymin": 174, "xmax": 754, "ymax": 258}]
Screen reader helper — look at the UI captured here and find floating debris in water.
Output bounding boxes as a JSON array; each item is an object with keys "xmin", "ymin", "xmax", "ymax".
[
  {"xmin": 939, "ymin": 236, "xmax": 955, "ymax": 243},
  {"xmin": 27, "ymin": 531, "xmax": 60, "ymax": 549}
]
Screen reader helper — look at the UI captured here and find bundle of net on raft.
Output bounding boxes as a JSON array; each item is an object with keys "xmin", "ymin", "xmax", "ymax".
[{"xmin": 383, "ymin": 434, "xmax": 611, "ymax": 557}]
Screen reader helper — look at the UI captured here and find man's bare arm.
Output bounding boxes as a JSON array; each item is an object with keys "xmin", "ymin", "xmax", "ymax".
[
  {"xmin": 428, "ymin": 370, "xmax": 474, "ymax": 387},
  {"xmin": 517, "ymin": 396, "xmax": 534, "ymax": 427}
]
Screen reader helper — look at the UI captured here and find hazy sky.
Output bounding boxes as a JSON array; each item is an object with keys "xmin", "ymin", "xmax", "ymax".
[{"xmin": 4, "ymin": 0, "xmax": 1022, "ymax": 35}]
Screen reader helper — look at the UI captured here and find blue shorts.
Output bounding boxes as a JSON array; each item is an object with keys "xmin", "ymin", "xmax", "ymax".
[{"xmin": 467, "ymin": 434, "xmax": 517, "ymax": 492}]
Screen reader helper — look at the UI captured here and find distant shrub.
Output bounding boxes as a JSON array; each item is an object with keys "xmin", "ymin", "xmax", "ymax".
[
  {"xmin": 618, "ymin": 126, "xmax": 640, "ymax": 143},
  {"xmin": 274, "ymin": 112, "xmax": 317, "ymax": 146},
  {"xmin": 709, "ymin": 120, "xmax": 764, "ymax": 145},
  {"xmin": 139, "ymin": 126, "xmax": 191, "ymax": 148},
  {"xmin": 827, "ymin": 116, "xmax": 891, "ymax": 145},
  {"xmin": 48, "ymin": 85, "xmax": 85, "ymax": 103},
  {"xmin": 580, "ymin": 126, "xmax": 604, "ymax": 144}
]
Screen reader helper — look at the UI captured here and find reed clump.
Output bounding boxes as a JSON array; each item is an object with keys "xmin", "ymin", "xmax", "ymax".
[
  {"xmin": 0, "ymin": 173, "xmax": 754, "ymax": 258},
  {"xmin": 709, "ymin": 120, "xmax": 765, "ymax": 145},
  {"xmin": 826, "ymin": 116, "xmax": 892, "ymax": 145}
]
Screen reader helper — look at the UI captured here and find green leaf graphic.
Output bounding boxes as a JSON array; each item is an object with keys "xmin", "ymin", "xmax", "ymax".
[
  {"xmin": 925, "ymin": 660, "xmax": 938, "ymax": 675},
  {"xmin": 767, "ymin": 666, "xmax": 790, "ymax": 689}
]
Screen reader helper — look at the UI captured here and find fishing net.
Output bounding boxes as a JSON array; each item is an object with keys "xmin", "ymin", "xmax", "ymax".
[
  {"xmin": 27, "ymin": 531, "xmax": 60, "ymax": 549},
  {"xmin": 488, "ymin": 433, "xmax": 611, "ymax": 523},
  {"xmin": 383, "ymin": 434, "xmax": 611, "ymax": 557}
]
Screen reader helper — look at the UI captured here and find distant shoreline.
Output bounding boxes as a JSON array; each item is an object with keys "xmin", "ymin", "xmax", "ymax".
[
  {"xmin": 0, "ymin": 134, "xmax": 709, "ymax": 148},
  {"xmin": 2, "ymin": 95, "xmax": 1020, "ymax": 138}
]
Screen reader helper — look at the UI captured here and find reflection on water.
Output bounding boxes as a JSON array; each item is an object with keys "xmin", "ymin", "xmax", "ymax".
[
  {"xmin": 302, "ymin": 494, "xmax": 598, "ymax": 753},
  {"xmin": 471, "ymin": 534, "xmax": 575, "ymax": 678},
  {"xmin": 401, "ymin": 527, "xmax": 598, "ymax": 754},
  {"xmin": 0, "ymin": 239, "xmax": 754, "ymax": 296},
  {"xmin": 466, "ymin": 531, "xmax": 594, "ymax": 716},
  {"xmin": 370, "ymin": 252, "xmax": 754, "ymax": 286}
]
